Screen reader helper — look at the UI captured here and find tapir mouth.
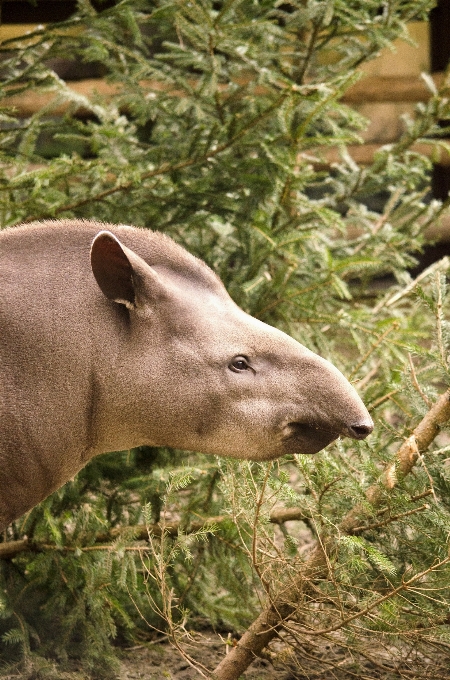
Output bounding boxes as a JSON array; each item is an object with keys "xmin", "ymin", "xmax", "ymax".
[
  {"xmin": 282, "ymin": 422, "xmax": 339, "ymax": 455},
  {"xmin": 282, "ymin": 419, "xmax": 373, "ymax": 455}
]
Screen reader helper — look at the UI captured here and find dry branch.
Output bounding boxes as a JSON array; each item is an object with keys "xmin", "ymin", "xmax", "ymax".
[
  {"xmin": 212, "ymin": 388, "xmax": 450, "ymax": 680},
  {"xmin": 0, "ymin": 516, "xmax": 223, "ymax": 560}
]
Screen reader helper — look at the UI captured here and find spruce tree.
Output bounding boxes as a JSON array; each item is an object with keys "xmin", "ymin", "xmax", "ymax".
[{"xmin": 1, "ymin": 1, "xmax": 450, "ymax": 677}]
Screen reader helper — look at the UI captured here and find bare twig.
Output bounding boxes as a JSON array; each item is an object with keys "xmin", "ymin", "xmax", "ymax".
[
  {"xmin": 435, "ymin": 271, "xmax": 448, "ymax": 370},
  {"xmin": 252, "ymin": 464, "xmax": 274, "ymax": 595},
  {"xmin": 368, "ymin": 388, "xmax": 400, "ymax": 410},
  {"xmin": 372, "ymin": 258, "xmax": 450, "ymax": 315},
  {"xmin": 350, "ymin": 502, "xmax": 430, "ymax": 534},
  {"xmin": 353, "ymin": 188, "xmax": 402, "ymax": 256},
  {"xmin": 349, "ymin": 323, "xmax": 398, "ymax": 380},
  {"xmin": 291, "ymin": 554, "xmax": 450, "ymax": 637},
  {"xmin": 408, "ymin": 353, "xmax": 432, "ymax": 407}
]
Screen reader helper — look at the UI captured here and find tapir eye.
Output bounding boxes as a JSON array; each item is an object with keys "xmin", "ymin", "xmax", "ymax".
[{"xmin": 229, "ymin": 356, "xmax": 250, "ymax": 373}]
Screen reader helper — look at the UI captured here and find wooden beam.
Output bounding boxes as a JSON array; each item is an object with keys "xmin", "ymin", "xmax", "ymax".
[
  {"xmin": 2, "ymin": 78, "xmax": 123, "ymax": 118},
  {"xmin": 345, "ymin": 215, "xmax": 450, "ymax": 245},
  {"xmin": 2, "ymin": 72, "xmax": 446, "ymax": 119},
  {"xmin": 342, "ymin": 72, "xmax": 445, "ymax": 103},
  {"xmin": 305, "ymin": 141, "xmax": 450, "ymax": 169}
]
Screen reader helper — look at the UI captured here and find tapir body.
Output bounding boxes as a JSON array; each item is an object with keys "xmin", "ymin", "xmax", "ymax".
[{"xmin": 0, "ymin": 220, "xmax": 373, "ymax": 530}]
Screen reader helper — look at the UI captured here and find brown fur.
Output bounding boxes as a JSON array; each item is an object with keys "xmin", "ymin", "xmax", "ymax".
[{"xmin": 0, "ymin": 220, "xmax": 373, "ymax": 529}]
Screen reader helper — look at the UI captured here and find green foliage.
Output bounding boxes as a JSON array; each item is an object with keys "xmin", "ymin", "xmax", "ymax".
[{"xmin": 1, "ymin": 0, "xmax": 450, "ymax": 676}]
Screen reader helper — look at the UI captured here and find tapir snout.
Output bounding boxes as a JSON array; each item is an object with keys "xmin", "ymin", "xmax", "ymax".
[
  {"xmin": 276, "ymin": 352, "xmax": 374, "ymax": 456},
  {"xmin": 0, "ymin": 219, "xmax": 373, "ymax": 530}
]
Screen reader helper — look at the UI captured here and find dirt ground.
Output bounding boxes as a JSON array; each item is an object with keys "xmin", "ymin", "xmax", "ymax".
[
  {"xmin": 117, "ymin": 638, "xmax": 450, "ymax": 680},
  {"xmin": 117, "ymin": 635, "xmax": 450, "ymax": 680},
  {"xmin": 3, "ymin": 634, "xmax": 450, "ymax": 680},
  {"xmin": 0, "ymin": 637, "xmax": 288, "ymax": 680},
  {"xmin": 119, "ymin": 635, "xmax": 284, "ymax": 680}
]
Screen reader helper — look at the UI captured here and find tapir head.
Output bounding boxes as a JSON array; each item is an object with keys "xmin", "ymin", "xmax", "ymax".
[{"xmin": 90, "ymin": 230, "xmax": 373, "ymax": 460}]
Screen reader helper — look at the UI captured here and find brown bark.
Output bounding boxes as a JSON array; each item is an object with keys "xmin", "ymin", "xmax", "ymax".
[
  {"xmin": 212, "ymin": 389, "xmax": 450, "ymax": 680},
  {"xmin": 269, "ymin": 506, "xmax": 309, "ymax": 523}
]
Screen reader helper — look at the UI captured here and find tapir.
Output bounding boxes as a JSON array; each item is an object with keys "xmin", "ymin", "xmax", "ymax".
[{"xmin": 0, "ymin": 219, "xmax": 373, "ymax": 530}]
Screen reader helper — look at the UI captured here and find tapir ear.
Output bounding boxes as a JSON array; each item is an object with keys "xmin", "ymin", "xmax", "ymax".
[{"xmin": 90, "ymin": 231, "xmax": 161, "ymax": 310}]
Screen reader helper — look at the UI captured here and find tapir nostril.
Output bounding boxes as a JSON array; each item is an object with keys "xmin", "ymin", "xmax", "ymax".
[{"xmin": 347, "ymin": 423, "xmax": 374, "ymax": 440}]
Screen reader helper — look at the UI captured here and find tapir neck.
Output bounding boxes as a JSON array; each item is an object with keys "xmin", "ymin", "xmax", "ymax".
[{"xmin": 89, "ymin": 338, "xmax": 171, "ymax": 455}]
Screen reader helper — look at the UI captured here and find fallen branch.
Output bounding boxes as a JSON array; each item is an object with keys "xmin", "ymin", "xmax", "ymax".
[
  {"xmin": 0, "ymin": 539, "xmax": 29, "ymax": 560},
  {"xmin": 0, "ymin": 515, "xmax": 224, "ymax": 560},
  {"xmin": 212, "ymin": 388, "xmax": 450, "ymax": 680},
  {"xmin": 0, "ymin": 507, "xmax": 310, "ymax": 560}
]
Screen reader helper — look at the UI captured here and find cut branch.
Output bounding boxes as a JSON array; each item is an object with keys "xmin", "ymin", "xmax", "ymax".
[
  {"xmin": 0, "ymin": 516, "xmax": 225, "ymax": 560},
  {"xmin": 212, "ymin": 388, "xmax": 450, "ymax": 680}
]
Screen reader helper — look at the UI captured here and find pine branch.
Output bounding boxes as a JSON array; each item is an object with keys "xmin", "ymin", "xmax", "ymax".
[
  {"xmin": 292, "ymin": 553, "xmax": 450, "ymax": 637},
  {"xmin": 212, "ymin": 389, "xmax": 450, "ymax": 680},
  {"xmin": 0, "ymin": 507, "xmax": 311, "ymax": 561},
  {"xmin": 21, "ymin": 93, "xmax": 287, "ymax": 223},
  {"xmin": 0, "ymin": 516, "xmax": 224, "ymax": 560}
]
